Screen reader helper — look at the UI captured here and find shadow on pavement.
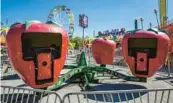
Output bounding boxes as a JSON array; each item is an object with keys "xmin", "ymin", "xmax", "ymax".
[
  {"xmin": 17, "ymin": 84, "xmax": 28, "ymax": 87},
  {"xmin": 170, "ymin": 80, "xmax": 173, "ymax": 83},
  {"xmin": 155, "ymin": 77, "xmax": 173, "ymax": 80},
  {"xmin": 86, "ymin": 83, "xmax": 147, "ymax": 102},
  {"xmin": 164, "ymin": 79, "xmax": 173, "ymax": 86},
  {"xmin": 1, "ymin": 74, "xmax": 20, "ymax": 80}
]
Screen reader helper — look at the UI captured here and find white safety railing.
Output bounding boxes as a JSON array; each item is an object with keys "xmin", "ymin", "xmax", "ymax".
[
  {"xmin": 0, "ymin": 85, "xmax": 62, "ymax": 103},
  {"xmin": 63, "ymin": 88, "xmax": 173, "ymax": 103},
  {"xmin": 158, "ymin": 55, "xmax": 173, "ymax": 77},
  {"xmin": 1, "ymin": 85, "xmax": 173, "ymax": 103}
]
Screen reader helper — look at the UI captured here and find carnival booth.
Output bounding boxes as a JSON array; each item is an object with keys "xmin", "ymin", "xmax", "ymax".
[
  {"xmin": 91, "ymin": 38, "xmax": 116, "ymax": 65},
  {"xmin": 6, "ymin": 21, "xmax": 68, "ymax": 88},
  {"xmin": 122, "ymin": 28, "xmax": 170, "ymax": 78}
]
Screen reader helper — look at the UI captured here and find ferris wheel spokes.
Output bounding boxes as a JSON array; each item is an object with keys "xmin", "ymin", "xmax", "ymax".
[{"xmin": 47, "ymin": 5, "xmax": 75, "ymax": 37}]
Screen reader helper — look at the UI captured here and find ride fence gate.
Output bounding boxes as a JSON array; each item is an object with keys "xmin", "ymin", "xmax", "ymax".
[{"xmin": 1, "ymin": 85, "xmax": 173, "ymax": 103}]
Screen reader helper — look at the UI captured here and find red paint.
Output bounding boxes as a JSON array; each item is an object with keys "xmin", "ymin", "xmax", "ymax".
[
  {"xmin": 91, "ymin": 38, "xmax": 116, "ymax": 65},
  {"xmin": 6, "ymin": 22, "xmax": 68, "ymax": 88},
  {"xmin": 137, "ymin": 53, "xmax": 147, "ymax": 71},
  {"xmin": 37, "ymin": 53, "xmax": 52, "ymax": 80},
  {"xmin": 122, "ymin": 30, "xmax": 170, "ymax": 77}
]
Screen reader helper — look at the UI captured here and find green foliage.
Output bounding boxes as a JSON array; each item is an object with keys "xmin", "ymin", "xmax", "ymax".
[
  {"xmin": 69, "ymin": 36, "xmax": 83, "ymax": 49},
  {"xmin": 69, "ymin": 36, "xmax": 96, "ymax": 49},
  {"xmin": 68, "ymin": 42, "xmax": 75, "ymax": 49}
]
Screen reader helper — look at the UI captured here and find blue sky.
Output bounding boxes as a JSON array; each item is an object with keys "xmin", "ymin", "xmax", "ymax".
[{"xmin": 1, "ymin": 0, "xmax": 173, "ymax": 37}]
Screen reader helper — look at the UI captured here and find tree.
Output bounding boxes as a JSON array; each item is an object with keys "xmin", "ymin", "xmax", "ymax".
[{"xmin": 69, "ymin": 36, "xmax": 83, "ymax": 49}]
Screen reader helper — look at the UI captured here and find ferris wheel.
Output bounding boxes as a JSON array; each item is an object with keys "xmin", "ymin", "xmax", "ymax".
[{"xmin": 47, "ymin": 5, "xmax": 75, "ymax": 37}]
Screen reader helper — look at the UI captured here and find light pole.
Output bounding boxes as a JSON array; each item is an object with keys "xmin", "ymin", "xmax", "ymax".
[
  {"xmin": 82, "ymin": 27, "xmax": 85, "ymax": 49},
  {"xmin": 154, "ymin": 9, "xmax": 160, "ymax": 28},
  {"xmin": 140, "ymin": 18, "xmax": 144, "ymax": 29},
  {"xmin": 134, "ymin": 19, "xmax": 138, "ymax": 29},
  {"xmin": 93, "ymin": 31, "xmax": 95, "ymax": 37},
  {"xmin": 79, "ymin": 14, "xmax": 88, "ymax": 50},
  {"xmin": 6, "ymin": 18, "xmax": 8, "ymax": 26},
  {"xmin": 149, "ymin": 22, "xmax": 152, "ymax": 28}
]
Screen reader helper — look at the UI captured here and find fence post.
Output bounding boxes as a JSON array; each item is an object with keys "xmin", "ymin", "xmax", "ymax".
[{"xmin": 168, "ymin": 54, "xmax": 171, "ymax": 77}]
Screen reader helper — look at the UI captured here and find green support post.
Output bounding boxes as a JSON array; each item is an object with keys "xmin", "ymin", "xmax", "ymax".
[
  {"xmin": 77, "ymin": 52, "xmax": 89, "ymax": 67},
  {"xmin": 84, "ymin": 74, "xmax": 89, "ymax": 87},
  {"xmin": 47, "ymin": 51, "xmax": 147, "ymax": 91},
  {"xmin": 100, "ymin": 64, "xmax": 106, "ymax": 76}
]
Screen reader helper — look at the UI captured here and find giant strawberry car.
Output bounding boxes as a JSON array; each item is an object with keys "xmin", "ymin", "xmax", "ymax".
[
  {"xmin": 91, "ymin": 38, "xmax": 116, "ymax": 65},
  {"xmin": 122, "ymin": 28, "xmax": 170, "ymax": 78},
  {"xmin": 6, "ymin": 21, "xmax": 68, "ymax": 89}
]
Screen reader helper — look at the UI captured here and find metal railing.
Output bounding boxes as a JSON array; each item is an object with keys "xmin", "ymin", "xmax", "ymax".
[
  {"xmin": 159, "ymin": 64, "xmax": 173, "ymax": 75},
  {"xmin": 0, "ymin": 85, "xmax": 62, "ymax": 103},
  {"xmin": 1, "ymin": 85, "xmax": 173, "ymax": 103},
  {"xmin": 158, "ymin": 55, "xmax": 173, "ymax": 77},
  {"xmin": 63, "ymin": 88, "xmax": 173, "ymax": 103}
]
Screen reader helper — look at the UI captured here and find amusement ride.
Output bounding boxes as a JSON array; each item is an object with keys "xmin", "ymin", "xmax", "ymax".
[{"xmin": 0, "ymin": 0, "xmax": 173, "ymax": 93}]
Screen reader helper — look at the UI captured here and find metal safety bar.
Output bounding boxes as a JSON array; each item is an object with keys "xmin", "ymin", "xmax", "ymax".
[
  {"xmin": 159, "ymin": 64, "xmax": 173, "ymax": 75},
  {"xmin": 0, "ymin": 85, "xmax": 62, "ymax": 103},
  {"xmin": 158, "ymin": 55, "xmax": 173, "ymax": 77},
  {"xmin": 1, "ymin": 86, "xmax": 173, "ymax": 103},
  {"xmin": 63, "ymin": 88, "xmax": 173, "ymax": 103}
]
